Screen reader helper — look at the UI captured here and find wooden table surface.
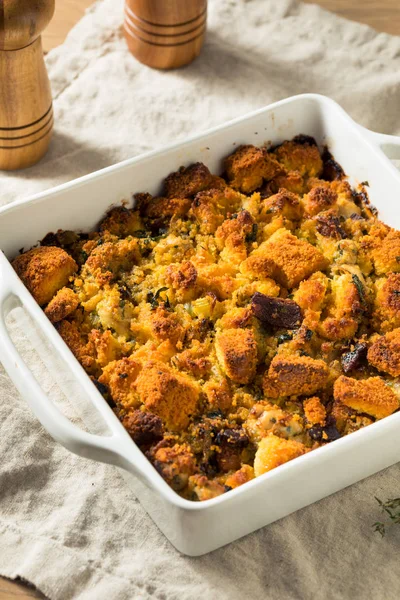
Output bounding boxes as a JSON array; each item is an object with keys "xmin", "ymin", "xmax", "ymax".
[{"xmin": 1, "ymin": 0, "xmax": 400, "ymax": 598}]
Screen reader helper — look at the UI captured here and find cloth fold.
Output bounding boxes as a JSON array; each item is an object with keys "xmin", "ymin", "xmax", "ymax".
[{"xmin": 1, "ymin": 1, "xmax": 400, "ymax": 598}]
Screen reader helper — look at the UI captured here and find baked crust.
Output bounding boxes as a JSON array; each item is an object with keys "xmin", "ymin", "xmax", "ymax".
[{"xmin": 13, "ymin": 136, "xmax": 400, "ymax": 500}]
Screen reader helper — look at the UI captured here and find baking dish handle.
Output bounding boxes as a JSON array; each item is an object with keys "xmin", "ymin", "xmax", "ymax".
[
  {"xmin": 0, "ymin": 252, "xmax": 141, "ymax": 474},
  {"xmin": 360, "ymin": 127, "xmax": 400, "ymax": 160}
]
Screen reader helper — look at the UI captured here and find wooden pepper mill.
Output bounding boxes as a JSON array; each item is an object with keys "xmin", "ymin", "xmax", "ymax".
[
  {"xmin": 0, "ymin": 0, "xmax": 55, "ymax": 170},
  {"xmin": 124, "ymin": 0, "xmax": 207, "ymax": 70}
]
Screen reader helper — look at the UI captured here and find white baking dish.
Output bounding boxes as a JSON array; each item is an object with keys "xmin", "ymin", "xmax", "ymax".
[{"xmin": 1, "ymin": 94, "xmax": 400, "ymax": 556}]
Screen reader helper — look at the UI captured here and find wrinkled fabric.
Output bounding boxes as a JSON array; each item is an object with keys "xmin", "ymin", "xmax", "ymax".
[{"xmin": 1, "ymin": 1, "xmax": 400, "ymax": 598}]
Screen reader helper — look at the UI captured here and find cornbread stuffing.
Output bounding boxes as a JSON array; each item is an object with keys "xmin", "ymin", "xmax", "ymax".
[{"xmin": 13, "ymin": 136, "xmax": 400, "ymax": 501}]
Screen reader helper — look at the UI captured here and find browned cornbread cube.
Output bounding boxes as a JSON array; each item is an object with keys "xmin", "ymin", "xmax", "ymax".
[
  {"xmin": 263, "ymin": 355, "xmax": 329, "ymax": 398},
  {"xmin": 151, "ymin": 443, "xmax": 197, "ymax": 491},
  {"xmin": 139, "ymin": 196, "xmax": 192, "ymax": 232},
  {"xmin": 333, "ymin": 376, "xmax": 399, "ymax": 419},
  {"xmin": 215, "ymin": 328, "xmax": 258, "ymax": 384},
  {"xmin": 259, "ymin": 189, "xmax": 303, "ymax": 221},
  {"xmin": 303, "ymin": 396, "xmax": 326, "ymax": 426},
  {"xmin": 122, "ymin": 410, "xmax": 164, "ymax": 447},
  {"xmin": 12, "ymin": 246, "xmax": 77, "ymax": 306},
  {"xmin": 293, "ymin": 272, "xmax": 328, "ymax": 312},
  {"xmin": 224, "ymin": 145, "xmax": 282, "ymax": 193},
  {"xmin": 99, "ymin": 357, "xmax": 142, "ymax": 408},
  {"xmin": 367, "ymin": 328, "xmax": 400, "ymax": 377},
  {"xmin": 190, "ymin": 187, "xmax": 243, "ymax": 234},
  {"xmin": 44, "ymin": 287, "xmax": 79, "ymax": 323},
  {"xmin": 273, "ymin": 139, "xmax": 323, "ymax": 178},
  {"xmin": 254, "ymin": 435, "xmax": 306, "ymax": 476},
  {"xmin": 89, "ymin": 330, "xmax": 122, "ymax": 368},
  {"xmin": 85, "ymin": 238, "xmax": 140, "ymax": 284},
  {"xmin": 242, "ymin": 228, "xmax": 327, "ymax": 288},
  {"xmin": 164, "ymin": 162, "xmax": 225, "ymax": 199},
  {"xmin": 373, "ymin": 274, "xmax": 400, "ymax": 333},
  {"xmin": 302, "ymin": 186, "xmax": 337, "ymax": 216},
  {"xmin": 148, "ymin": 306, "xmax": 185, "ymax": 345},
  {"xmin": 371, "ymin": 230, "xmax": 400, "ymax": 275},
  {"xmin": 98, "ymin": 206, "xmax": 143, "ymax": 237},
  {"xmin": 136, "ymin": 360, "xmax": 200, "ymax": 431},
  {"xmin": 57, "ymin": 320, "xmax": 97, "ymax": 374}
]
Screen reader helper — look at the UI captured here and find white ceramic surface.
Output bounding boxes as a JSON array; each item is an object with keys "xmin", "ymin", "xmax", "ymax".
[{"xmin": 1, "ymin": 94, "xmax": 400, "ymax": 556}]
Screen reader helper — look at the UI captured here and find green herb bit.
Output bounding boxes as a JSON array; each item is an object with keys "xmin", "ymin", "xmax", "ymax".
[
  {"xmin": 361, "ymin": 181, "xmax": 370, "ymax": 187},
  {"xmin": 246, "ymin": 223, "xmax": 258, "ymax": 243},
  {"xmin": 147, "ymin": 287, "xmax": 171, "ymax": 310},
  {"xmin": 133, "ymin": 230, "xmax": 150, "ymax": 239},
  {"xmin": 396, "ymin": 256, "xmax": 400, "ymax": 263},
  {"xmin": 277, "ymin": 332, "xmax": 293, "ymax": 344},
  {"xmin": 352, "ymin": 274, "xmax": 366, "ymax": 305}
]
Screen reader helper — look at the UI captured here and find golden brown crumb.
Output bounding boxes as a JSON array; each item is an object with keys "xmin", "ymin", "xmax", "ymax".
[
  {"xmin": 303, "ymin": 186, "xmax": 337, "ymax": 216},
  {"xmin": 148, "ymin": 196, "xmax": 191, "ymax": 219},
  {"xmin": 152, "ymin": 443, "xmax": 197, "ymax": 491},
  {"xmin": 224, "ymin": 145, "xmax": 282, "ymax": 193},
  {"xmin": 254, "ymin": 435, "xmax": 306, "ymax": 476},
  {"xmin": 99, "ymin": 206, "xmax": 143, "ymax": 237},
  {"xmin": 225, "ymin": 464, "xmax": 255, "ymax": 489},
  {"xmin": 215, "ymin": 328, "xmax": 258, "ymax": 384},
  {"xmin": 368, "ymin": 328, "xmax": 400, "ymax": 376},
  {"xmin": 136, "ymin": 360, "xmax": 200, "ymax": 431},
  {"xmin": 188, "ymin": 474, "xmax": 226, "ymax": 500},
  {"xmin": 371, "ymin": 230, "xmax": 400, "ymax": 275},
  {"xmin": 263, "ymin": 355, "xmax": 329, "ymax": 398},
  {"xmin": 242, "ymin": 228, "xmax": 327, "ymax": 288},
  {"xmin": 89, "ymin": 330, "xmax": 122, "ymax": 368},
  {"xmin": 85, "ymin": 238, "xmax": 140, "ymax": 285},
  {"xmin": 57, "ymin": 320, "xmax": 97, "ymax": 374},
  {"xmin": 334, "ymin": 376, "xmax": 399, "ymax": 419},
  {"xmin": 164, "ymin": 163, "xmax": 224, "ymax": 199},
  {"xmin": 303, "ymin": 396, "xmax": 326, "ymax": 426},
  {"xmin": 149, "ymin": 306, "xmax": 185, "ymax": 345},
  {"xmin": 99, "ymin": 357, "xmax": 142, "ymax": 408},
  {"xmin": 190, "ymin": 187, "xmax": 243, "ymax": 234},
  {"xmin": 259, "ymin": 188, "xmax": 303, "ymax": 221},
  {"xmin": 44, "ymin": 287, "xmax": 79, "ymax": 323},
  {"xmin": 373, "ymin": 274, "xmax": 400, "ymax": 333},
  {"xmin": 203, "ymin": 377, "xmax": 233, "ymax": 412},
  {"xmin": 13, "ymin": 246, "xmax": 77, "ymax": 306},
  {"xmin": 273, "ymin": 140, "xmax": 323, "ymax": 178}
]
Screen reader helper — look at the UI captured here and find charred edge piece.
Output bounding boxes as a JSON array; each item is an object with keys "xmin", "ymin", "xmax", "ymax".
[
  {"xmin": 322, "ymin": 148, "xmax": 345, "ymax": 181},
  {"xmin": 251, "ymin": 292, "xmax": 303, "ymax": 329},
  {"xmin": 292, "ymin": 134, "xmax": 318, "ymax": 146},
  {"xmin": 316, "ymin": 214, "xmax": 347, "ymax": 239},
  {"xmin": 308, "ymin": 415, "xmax": 341, "ymax": 442},
  {"xmin": 268, "ymin": 133, "xmax": 318, "ymax": 153},
  {"xmin": 123, "ymin": 410, "xmax": 164, "ymax": 447},
  {"xmin": 215, "ymin": 428, "xmax": 249, "ymax": 448}
]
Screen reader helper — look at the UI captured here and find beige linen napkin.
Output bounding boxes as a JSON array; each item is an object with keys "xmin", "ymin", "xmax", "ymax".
[{"xmin": 1, "ymin": 1, "xmax": 400, "ymax": 598}]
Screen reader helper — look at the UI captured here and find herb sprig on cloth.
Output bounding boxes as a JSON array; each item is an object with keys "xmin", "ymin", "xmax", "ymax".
[{"xmin": 372, "ymin": 497, "xmax": 400, "ymax": 536}]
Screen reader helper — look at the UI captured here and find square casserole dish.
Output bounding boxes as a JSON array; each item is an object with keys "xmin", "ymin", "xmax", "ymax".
[{"xmin": 1, "ymin": 94, "xmax": 400, "ymax": 556}]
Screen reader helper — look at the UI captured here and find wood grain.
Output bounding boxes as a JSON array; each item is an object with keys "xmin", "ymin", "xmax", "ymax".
[
  {"xmin": 1, "ymin": 0, "xmax": 399, "ymax": 595},
  {"xmin": 303, "ymin": 0, "xmax": 400, "ymax": 36},
  {"xmin": 124, "ymin": 0, "xmax": 207, "ymax": 69},
  {"xmin": 42, "ymin": 0, "xmax": 94, "ymax": 53},
  {"xmin": 0, "ymin": 0, "xmax": 54, "ymax": 169}
]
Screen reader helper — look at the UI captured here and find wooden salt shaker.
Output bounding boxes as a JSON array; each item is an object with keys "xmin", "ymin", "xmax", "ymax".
[
  {"xmin": 124, "ymin": 0, "xmax": 207, "ymax": 70},
  {"xmin": 0, "ymin": 0, "xmax": 55, "ymax": 170}
]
